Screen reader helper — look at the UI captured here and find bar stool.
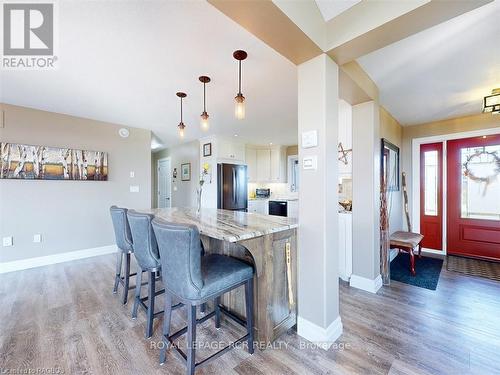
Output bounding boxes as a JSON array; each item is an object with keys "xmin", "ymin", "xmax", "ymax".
[
  {"xmin": 109, "ymin": 206, "xmax": 137, "ymax": 305},
  {"xmin": 127, "ymin": 210, "xmax": 182, "ymax": 338},
  {"xmin": 152, "ymin": 219, "xmax": 254, "ymax": 375}
]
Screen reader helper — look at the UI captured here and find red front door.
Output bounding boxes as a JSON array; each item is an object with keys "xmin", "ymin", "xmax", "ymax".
[
  {"xmin": 420, "ymin": 143, "xmax": 443, "ymax": 251},
  {"xmin": 447, "ymin": 135, "xmax": 500, "ymax": 261}
]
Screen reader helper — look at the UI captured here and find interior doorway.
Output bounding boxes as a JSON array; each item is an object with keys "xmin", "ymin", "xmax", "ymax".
[{"xmin": 157, "ymin": 157, "xmax": 171, "ymax": 208}]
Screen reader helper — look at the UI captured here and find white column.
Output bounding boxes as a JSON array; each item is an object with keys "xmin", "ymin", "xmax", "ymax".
[
  {"xmin": 350, "ymin": 101, "xmax": 382, "ymax": 293},
  {"xmin": 297, "ymin": 54, "xmax": 342, "ymax": 348}
]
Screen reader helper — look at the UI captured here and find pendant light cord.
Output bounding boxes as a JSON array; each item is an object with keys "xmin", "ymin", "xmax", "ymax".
[
  {"xmin": 180, "ymin": 97, "xmax": 183, "ymax": 123},
  {"xmin": 238, "ymin": 60, "xmax": 242, "ymax": 94},
  {"xmin": 203, "ymin": 82, "xmax": 206, "ymax": 112}
]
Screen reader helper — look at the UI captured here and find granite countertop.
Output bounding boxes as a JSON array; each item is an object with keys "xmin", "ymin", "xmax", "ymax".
[{"xmin": 138, "ymin": 207, "xmax": 298, "ymax": 243}]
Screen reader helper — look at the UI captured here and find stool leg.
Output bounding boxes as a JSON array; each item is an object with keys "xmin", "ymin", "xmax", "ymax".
[
  {"xmin": 113, "ymin": 252, "xmax": 123, "ymax": 294},
  {"xmin": 214, "ymin": 297, "xmax": 221, "ymax": 329},
  {"xmin": 122, "ymin": 253, "xmax": 131, "ymax": 304},
  {"xmin": 187, "ymin": 305, "xmax": 196, "ymax": 375},
  {"xmin": 418, "ymin": 244, "xmax": 422, "ymax": 258},
  {"xmin": 132, "ymin": 269, "xmax": 142, "ymax": 319},
  {"xmin": 409, "ymin": 250, "xmax": 416, "ymax": 276},
  {"xmin": 245, "ymin": 279, "xmax": 254, "ymax": 354},
  {"xmin": 160, "ymin": 292, "xmax": 172, "ymax": 365},
  {"xmin": 200, "ymin": 303, "xmax": 206, "ymax": 314},
  {"xmin": 146, "ymin": 271, "xmax": 155, "ymax": 338}
]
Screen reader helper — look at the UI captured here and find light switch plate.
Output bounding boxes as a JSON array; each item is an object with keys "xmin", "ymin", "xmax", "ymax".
[
  {"xmin": 3, "ymin": 236, "xmax": 13, "ymax": 247},
  {"xmin": 34, "ymin": 234, "xmax": 42, "ymax": 243},
  {"xmin": 130, "ymin": 171, "xmax": 135, "ymax": 178},
  {"xmin": 301, "ymin": 130, "xmax": 318, "ymax": 148},
  {"xmin": 130, "ymin": 185, "xmax": 140, "ymax": 193},
  {"xmin": 303, "ymin": 155, "xmax": 318, "ymax": 170}
]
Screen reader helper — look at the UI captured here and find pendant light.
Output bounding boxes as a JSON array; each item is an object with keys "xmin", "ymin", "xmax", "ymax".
[
  {"xmin": 199, "ymin": 76, "xmax": 211, "ymax": 130},
  {"xmin": 176, "ymin": 92, "xmax": 187, "ymax": 138},
  {"xmin": 233, "ymin": 50, "xmax": 247, "ymax": 120}
]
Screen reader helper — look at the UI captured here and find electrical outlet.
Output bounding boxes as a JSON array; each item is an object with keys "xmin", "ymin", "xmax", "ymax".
[
  {"xmin": 34, "ymin": 234, "xmax": 42, "ymax": 243},
  {"xmin": 130, "ymin": 185, "xmax": 140, "ymax": 193},
  {"xmin": 3, "ymin": 236, "xmax": 13, "ymax": 247}
]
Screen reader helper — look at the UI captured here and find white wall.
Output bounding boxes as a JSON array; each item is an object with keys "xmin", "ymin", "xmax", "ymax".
[{"xmin": 0, "ymin": 104, "xmax": 152, "ymax": 263}]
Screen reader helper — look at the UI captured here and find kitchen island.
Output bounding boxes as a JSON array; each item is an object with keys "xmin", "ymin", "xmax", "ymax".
[{"xmin": 138, "ymin": 207, "xmax": 298, "ymax": 345}]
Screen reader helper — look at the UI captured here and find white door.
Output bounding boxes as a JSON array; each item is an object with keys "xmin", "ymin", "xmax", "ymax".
[{"xmin": 158, "ymin": 158, "xmax": 171, "ymax": 208}]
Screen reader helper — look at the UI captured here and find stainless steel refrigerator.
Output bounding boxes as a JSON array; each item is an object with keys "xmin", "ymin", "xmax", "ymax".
[{"xmin": 217, "ymin": 163, "xmax": 248, "ymax": 211}]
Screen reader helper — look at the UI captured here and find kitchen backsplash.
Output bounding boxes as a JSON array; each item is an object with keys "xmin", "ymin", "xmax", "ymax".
[{"xmin": 248, "ymin": 182, "xmax": 289, "ymax": 198}]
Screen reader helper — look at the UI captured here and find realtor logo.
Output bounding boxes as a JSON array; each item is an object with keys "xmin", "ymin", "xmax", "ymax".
[
  {"xmin": 2, "ymin": 2, "xmax": 57, "ymax": 69},
  {"xmin": 4, "ymin": 3, "xmax": 53, "ymax": 55}
]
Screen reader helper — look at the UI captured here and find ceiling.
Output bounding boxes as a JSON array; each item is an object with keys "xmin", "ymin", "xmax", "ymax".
[
  {"xmin": 357, "ymin": 1, "xmax": 500, "ymax": 126},
  {"xmin": 315, "ymin": 0, "xmax": 361, "ymax": 22},
  {"xmin": 0, "ymin": 1, "xmax": 298, "ymax": 149}
]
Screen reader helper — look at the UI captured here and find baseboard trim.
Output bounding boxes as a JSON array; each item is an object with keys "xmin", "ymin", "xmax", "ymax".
[
  {"xmin": 349, "ymin": 274, "xmax": 382, "ymax": 293},
  {"xmin": 390, "ymin": 249, "xmax": 398, "ymax": 262},
  {"xmin": 297, "ymin": 315, "xmax": 343, "ymax": 350},
  {"xmin": 0, "ymin": 245, "xmax": 117, "ymax": 274}
]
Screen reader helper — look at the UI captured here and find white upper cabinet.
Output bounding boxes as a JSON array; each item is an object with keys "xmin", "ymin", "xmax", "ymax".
[
  {"xmin": 218, "ymin": 139, "xmax": 245, "ymax": 163},
  {"xmin": 246, "ymin": 147, "xmax": 257, "ymax": 182},
  {"xmin": 270, "ymin": 146, "xmax": 287, "ymax": 182},
  {"xmin": 246, "ymin": 145, "xmax": 287, "ymax": 183},
  {"xmin": 256, "ymin": 149, "xmax": 271, "ymax": 182}
]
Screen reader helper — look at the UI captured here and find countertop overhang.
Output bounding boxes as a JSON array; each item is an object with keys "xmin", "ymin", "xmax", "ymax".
[{"xmin": 138, "ymin": 207, "xmax": 298, "ymax": 243}]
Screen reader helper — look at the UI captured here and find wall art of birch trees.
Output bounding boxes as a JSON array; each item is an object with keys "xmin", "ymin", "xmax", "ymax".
[{"xmin": 0, "ymin": 142, "xmax": 108, "ymax": 180}]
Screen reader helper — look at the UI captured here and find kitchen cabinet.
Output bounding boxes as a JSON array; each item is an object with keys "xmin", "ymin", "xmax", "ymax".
[
  {"xmin": 218, "ymin": 139, "xmax": 245, "ymax": 163},
  {"xmin": 256, "ymin": 149, "xmax": 271, "ymax": 181},
  {"xmin": 248, "ymin": 199, "xmax": 268, "ymax": 215},
  {"xmin": 246, "ymin": 145, "xmax": 287, "ymax": 183},
  {"xmin": 246, "ymin": 147, "xmax": 257, "ymax": 182},
  {"xmin": 287, "ymin": 200, "xmax": 298, "ymax": 219},
  {"xmin": 270, "ymin": 146, "xmax": 287, "ymax": 182},
  {"xmin": 338, "ymin": 212, "xmax": 352, "ymax": 281}
]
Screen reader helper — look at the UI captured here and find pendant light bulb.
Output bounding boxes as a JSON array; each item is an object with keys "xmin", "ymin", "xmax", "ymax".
[
  {"xmin": 233, "ymin": 50, "xmax": 247, "ymax": 120},
  {"xmin": 178, "ymin": 122, "xmax": 185, "ymax": 138},
  {"xmin": 235, "ymin": 93, "xmax": 245, "ymax": 120},
  {"xmin": 200, "ymin": 111, "xmax": 209, "ymax": 130}
]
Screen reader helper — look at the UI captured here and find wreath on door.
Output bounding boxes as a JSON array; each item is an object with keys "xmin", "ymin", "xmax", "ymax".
[{"xmin": 463, "ymin": 150, "xmax": 500, "ymax": 194}]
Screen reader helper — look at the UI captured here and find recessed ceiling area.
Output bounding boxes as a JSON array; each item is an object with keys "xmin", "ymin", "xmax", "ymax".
[
  {"xmin": 0, "ymin": 1, "xmax": 298, "ymax": 149},
  {"xmin": 357, "ymin": 1, "xmax": 500, "ymax": 126},
  {"xmin": 315, "ymin": 0, "xmax": 362, "ymax": 22}
]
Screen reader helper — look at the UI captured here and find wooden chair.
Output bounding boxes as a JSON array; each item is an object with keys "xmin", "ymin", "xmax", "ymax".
[{"xmin": 390, "ymin": 172, "xmax": 424, "ymax": 276}]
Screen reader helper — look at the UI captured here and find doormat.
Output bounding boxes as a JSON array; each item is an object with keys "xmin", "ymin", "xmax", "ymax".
[
  {"xmin": 390, "ymin": 254, "xmax": 443, "ymax": 290},
  {"xmin": 446, "ymin": 255, "xmax": 500, "ymax": 282}
]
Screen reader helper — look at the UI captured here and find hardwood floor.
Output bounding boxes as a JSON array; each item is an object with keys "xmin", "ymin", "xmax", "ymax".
[{"xmin": 1, "ymin": 254, "xmax": 499, "ymax": 374}]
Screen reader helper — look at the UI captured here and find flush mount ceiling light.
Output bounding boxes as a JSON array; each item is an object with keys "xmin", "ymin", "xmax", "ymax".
[
  {"xmin": 483, "ymin": 88, "xmax": 500, "ymax": 114},
  {"xmin": 199, "ymin": 76, "xmax": 211, "ymax": 131},
  {"xmin": 233, "ymin": 50, "xmax": 247, "ymax": 120},
  {"xmin": 176, "ymin": 92, "xmax": 187, "ymax": 138}
]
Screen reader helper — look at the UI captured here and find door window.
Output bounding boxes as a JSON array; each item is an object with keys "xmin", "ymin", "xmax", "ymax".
[{"xmin": 460, "ymin": 145, "xmax": 500, "ymax": 220}]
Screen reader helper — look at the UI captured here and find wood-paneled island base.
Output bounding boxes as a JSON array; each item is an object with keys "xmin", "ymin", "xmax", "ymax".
[{"xmin": 138, "ymin": 207, "xmax": 298, "ymax": 345}]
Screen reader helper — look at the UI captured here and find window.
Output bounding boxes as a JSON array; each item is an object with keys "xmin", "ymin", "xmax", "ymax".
[{"xmin": 424, "ymin": 150, "xmax": 439, "ymax": 216}]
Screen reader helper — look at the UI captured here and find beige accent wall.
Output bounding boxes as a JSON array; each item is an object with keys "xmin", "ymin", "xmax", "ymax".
[
  {"xmin": 0, "ymin": 104, "xmax": 152, "ymax": 263},
  {"xmin": 402, "ymin": 113, "xmax": 500, "ymax": 217},
  {"xmin": 380, "ymin": 106, "xmax": 404, "ymax": 232},
  {"xmin": 151, "ymin": 141, "xmax": 200, "ymax": 209}
]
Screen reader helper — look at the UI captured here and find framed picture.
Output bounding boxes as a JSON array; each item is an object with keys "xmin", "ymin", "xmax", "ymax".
[
  {"xmin": 181, "ymin": 163, "xmax": 191, "ymax": 181},
  {"xmin": 1, "ymin": 142, "xmax": 108, "ymax": 181},
  {"xmin": 381, "ymin": 138, "xmax": 400, "ymax": 191},
  {"xmin": 203, "ymin": 142, "xmax": 212, "ymax": 157}
]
